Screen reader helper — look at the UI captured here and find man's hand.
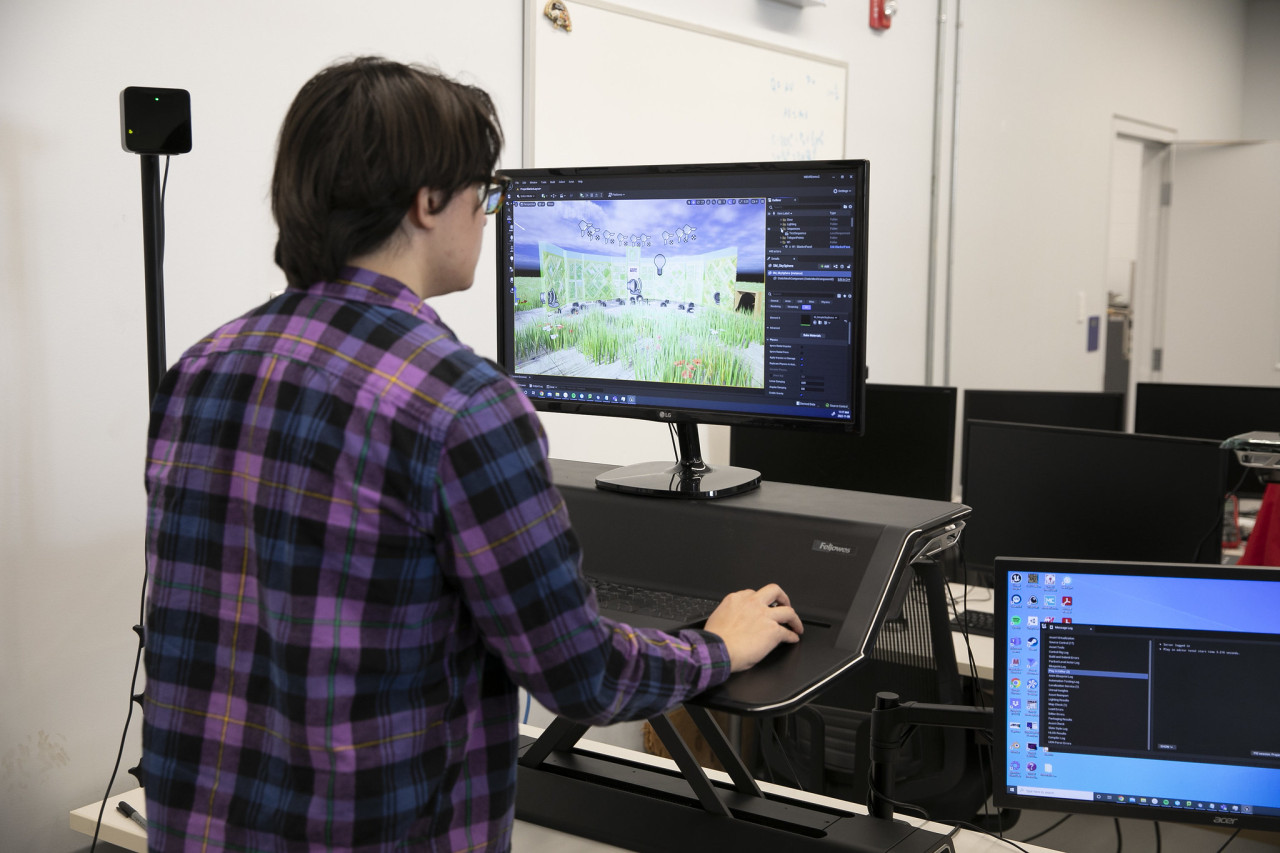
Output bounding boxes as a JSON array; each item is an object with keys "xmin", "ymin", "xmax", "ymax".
[{"xmin": 703, "ymin": 584, "xmax": 803, "ymax": 673}]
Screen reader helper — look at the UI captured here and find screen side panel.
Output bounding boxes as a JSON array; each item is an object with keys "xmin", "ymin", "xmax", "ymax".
[{"xmin": 962, "ymin": 423, "xmax": 1226, "ymax": 571}]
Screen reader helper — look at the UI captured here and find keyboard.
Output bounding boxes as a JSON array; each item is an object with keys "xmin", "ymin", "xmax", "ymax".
[
  {"xmin": 586, "ymin": 576, "xmax": 720, "ymax": 625},
  {"xmin": 949, "ymin": 608, "xmax": 996, "ymax": 637}
]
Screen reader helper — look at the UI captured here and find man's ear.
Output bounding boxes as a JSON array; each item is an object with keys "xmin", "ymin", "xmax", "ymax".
[{"xmin": 408, "ymin": 187, "xmax": 448, "ymax": 229}]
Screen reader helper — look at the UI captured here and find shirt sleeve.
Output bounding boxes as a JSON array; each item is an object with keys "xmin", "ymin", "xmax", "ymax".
[{"xmin": 432, "ymin": 377, "xmax": 731, "ymax": 725}]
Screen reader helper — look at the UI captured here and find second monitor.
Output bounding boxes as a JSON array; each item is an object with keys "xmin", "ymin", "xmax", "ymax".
[
  {"xmin": 961, "ymin": 420, "xmax": 1229, "ymax": 576},
  {"xmin": 730, "ymin": 383, "xmax": 957, "ymax": 501}
]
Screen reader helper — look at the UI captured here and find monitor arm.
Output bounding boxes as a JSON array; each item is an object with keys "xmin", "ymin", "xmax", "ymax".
[{"xmin": 868, "ymin": 692, "xmax": 993, "ymax": 820}]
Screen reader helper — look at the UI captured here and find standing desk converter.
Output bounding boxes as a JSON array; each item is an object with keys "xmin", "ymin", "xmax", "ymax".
[{"xmin": 517, "ymin": 460, "xmax": 974, "ymax": 852}]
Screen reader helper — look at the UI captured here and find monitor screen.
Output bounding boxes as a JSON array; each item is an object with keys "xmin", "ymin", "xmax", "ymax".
[
  {"xmin": 963, "ymin": 389, "xmax": 1126, "ymax": 432},
  {"xmin": 994, "ymin": 557, "xmax": 1280, "ymax": 833},
  {"xmin": 495, "ymin": 160, "xmax": 869, "ymax": 498},
  {"xmin": 1135, "ymin": 382, "xmax": 1280, "ymax": 497},
  {"xmin": 729, "ymin": 383, "xmax": 957, "ymax": 501},
  {"xmin": 961, "ymin": 421, "xmax": 1228, "ymax": 574}
]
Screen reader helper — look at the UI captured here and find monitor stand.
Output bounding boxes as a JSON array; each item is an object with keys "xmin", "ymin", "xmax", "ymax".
[
  {"xmin": 517, "ymin": 706, "xmax": 954, "ymax": 852},
  {"xmin": 594, "ymin": 422, "xmax": 761, "ymax": 499}
]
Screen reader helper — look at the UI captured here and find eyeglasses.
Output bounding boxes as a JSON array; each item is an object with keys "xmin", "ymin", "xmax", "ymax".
[{"xmin": 477, "ymin": 175, "xmax": 510, "ymax": 215}]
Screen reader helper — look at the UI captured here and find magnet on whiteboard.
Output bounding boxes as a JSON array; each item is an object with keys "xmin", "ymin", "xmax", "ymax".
[{"xmin": 545, "ymin": 1, "xmax": 572, "ymax": 31}]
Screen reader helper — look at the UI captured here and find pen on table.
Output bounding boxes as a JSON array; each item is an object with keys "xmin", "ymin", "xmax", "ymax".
[{"xmin": 117, "ymin": 800, "xmax": 147, "ymax": 830}]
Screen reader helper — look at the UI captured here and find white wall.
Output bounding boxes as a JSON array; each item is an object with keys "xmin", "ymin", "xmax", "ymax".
[
  {"xmin": 946, "ymin": 0, "xmax": 1250, "ymax": 393},
  {"xmin": 0, "ymin": 1, "xmax": 1274, "ymax": 850},
  {"xmin": 0, "ymin": 3, "xmax": 524, "ymax": 850}
]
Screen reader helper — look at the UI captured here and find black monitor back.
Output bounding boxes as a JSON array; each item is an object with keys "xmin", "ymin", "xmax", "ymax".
[
  {"xmin": 729, "ymin": 383, "xmax": 957, "ymax": 501},
  {"xmin": 1135, "ymin": 382, "xmax": 1280, "ymax": 496},
  {"xmin": 961, "ymin": 420, "xmax": 1229, "ymax": 575},
  {"xmin": 963, "ymin": 388, "xmax": 1125, "ymax": 431}
]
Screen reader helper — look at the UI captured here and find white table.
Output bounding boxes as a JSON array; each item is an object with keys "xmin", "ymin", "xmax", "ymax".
[{"xmin": 74, "ymin": 725, "xmax": 1059, "ymax": 853}]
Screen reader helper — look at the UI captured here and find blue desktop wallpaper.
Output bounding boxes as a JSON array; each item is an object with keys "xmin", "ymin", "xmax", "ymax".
[{"xmin": 998, "ymin": 564, "xmax": 1280, "ymax": 816}]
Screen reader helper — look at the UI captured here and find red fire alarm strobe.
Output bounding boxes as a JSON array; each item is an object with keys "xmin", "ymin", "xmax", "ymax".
[{"xmin": 871, "ymin": 0, "xmax": 896, "ymax": 30}]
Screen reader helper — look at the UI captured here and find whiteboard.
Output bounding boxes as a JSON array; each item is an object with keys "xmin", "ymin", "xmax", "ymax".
[{"xmin": 524, "ymin": 0, "xmax": 847, "ymax": 168}]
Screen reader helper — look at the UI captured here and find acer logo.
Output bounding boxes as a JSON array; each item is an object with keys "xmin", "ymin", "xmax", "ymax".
[{"xmin": 1213, "ymin": 817, "xmax": 1238, "ymax": 825}]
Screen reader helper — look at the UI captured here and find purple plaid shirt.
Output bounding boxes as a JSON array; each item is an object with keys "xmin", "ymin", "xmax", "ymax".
[{"xmin": 142, "ymin": 268, "xmax": 730, "ymax": 852}]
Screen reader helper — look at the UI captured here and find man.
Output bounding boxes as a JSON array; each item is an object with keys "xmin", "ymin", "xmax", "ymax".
[{"xmin": 142, "ymin": 56, "xmax": 800, "ymax": 852}]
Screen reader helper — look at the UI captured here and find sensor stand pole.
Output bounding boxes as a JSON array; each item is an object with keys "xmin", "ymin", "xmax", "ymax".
[{"xmin": 140, "ymin": 153, "xmax": 166, "ymax": 401}]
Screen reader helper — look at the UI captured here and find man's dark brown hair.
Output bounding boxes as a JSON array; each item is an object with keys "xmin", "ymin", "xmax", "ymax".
[{"xmin": 272, "ymin": 56, "xmax": 503, "ymax": 289}]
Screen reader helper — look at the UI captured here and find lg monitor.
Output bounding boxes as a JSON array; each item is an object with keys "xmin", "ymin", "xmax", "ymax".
[
  {"xmin": 495, "ymin": 160, "xmax": 869, "ymax": 499},
  {"xmin": 994, "ymin": 557, "xmax": 1280, "ymax": 834},
  {"xmin": 729, "ymin": 383, "xmax": 957, "ymax": 501},
  {"xmin": 961, "ymin": 421, "xmax": 1229, "ymax": 577}
]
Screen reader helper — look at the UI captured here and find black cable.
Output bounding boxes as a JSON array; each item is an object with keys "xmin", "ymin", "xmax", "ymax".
[
  {"xmin": 1195, "ymin": 466, "xmax": 1251, "ymax": 559},
  {"xmin": 1114, "ymin": 816, "xmax": 1123, "ymax": 853},
  {"xmin": 1212, "ymin": 827, "xmax": 1241, "ymax": 853},
  {"xmin": 668, "ymin": 422, "xmax": 678, "ymax": 462},
  {"xmin": 1016, "ymin": 813, "xmax": 1071, "ymax": 843},
  {"xmin": 1154, "ymin": 819, "xmax": 1161, "ymax": 853},
  {"xmin": 766, "ymin": 717, "xmax": 808, "ymax": 793},
  {"xmin": 90, "ymin": 553, "xmax": 149, "ymax": 852}
]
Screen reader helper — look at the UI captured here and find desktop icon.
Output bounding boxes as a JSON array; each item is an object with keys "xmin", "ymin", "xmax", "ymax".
[
  {"xmin": 1011, "ymin": 678, "xmax": 1021, "ymax": 689},
  {"xmin": 1027, "ymin": 679, "xmax": 1038, "ymax": 691},
  {"xmin": 1044, "ymin": 596, "xmax": 1057, "ymax": 607},
  {"xmin": 1011, "ymin": 594, "xmax": 1023, "ymax": 605},
  {"xmin": 1028, "ymin": 574, "xmax": 1039, "ymax": 584},
  {"xmin": 1062, "ymin": 596, "xmax": 1073, "ymax": 606},
  {"xmin": 1011, "ymin": 573, "xmax": 1022, "ymax": 584},
  {"xmin": 1063, "ymin": 617, "xmax": 1072, "ymax": 624},
  {"xmin": 1027, "ymin": 616, "xmax": 1039, "ymax": 627},
  {"xmin": 1010, "ymin": 699, "xmax": 1022, "ymax": 710},
  {"xmin": 1026, "ymin": 657, "xmax": 1036, "ymax": 667},
  {"xmin": 1027, "ymin": 637, "xmax": 1039, "ymax": 648},
  {"xmin": 1062, "ymin": 576, "xmax": 1072, "ymax": 586},
  {"xmin": 1044, "ymin": 763, "xmax": 1053, "ymax": 773},
  {"xmin": 1026, "ymin": 700, "xmax": 1038, "ymax": 712},
  {"xmin": 1010, "ymin": 722, "xmax": 1022, "ymax": 731},
  {"xmin": 1026, "ymin": 722, "xmax": 1038, "ymax": 733},
  {"xmin": 1011, "ymin": 658, "xmax": 1020, "ymax": 668},
  {"xmin": 1026, "ymin": 762, "xmax": 1037, "ymax": 772},
  {"xmin": 1011, "ymin": 616, "xmax": 1022, "ymax": 626},
  {"xmin": 1010, "ymin": 637, "xmax": 1022, "ymax": 647},
  {"xmin": 1045, "ymin": 574, "xmax": 1055, "ymax": 586},
  {"xmin": 1011, "ymin": 742, "xmax": 1021, "ymax": 750},
  {"xmin": 1010, "ymin": 761, "xmax": 1021, "ymax": 771},
  {"xmin": 1029, "ymin": 595, "xmax": 1039, "ymax": 605}
]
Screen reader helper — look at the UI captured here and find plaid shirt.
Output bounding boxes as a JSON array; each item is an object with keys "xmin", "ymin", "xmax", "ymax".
[{"xmin": 142, "ymin": 268, "xmax": 731, "ymax": 852}]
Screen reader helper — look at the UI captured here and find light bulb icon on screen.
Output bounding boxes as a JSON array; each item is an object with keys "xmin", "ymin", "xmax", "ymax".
[{"xmin": 654, "ymin": 254, "xmax": 666, "ymax": 276}]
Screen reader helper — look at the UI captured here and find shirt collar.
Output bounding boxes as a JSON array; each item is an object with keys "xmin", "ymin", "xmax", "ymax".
[{"xmin": 295, "ymin": 266, "xmax": 443, "ymax": 325}]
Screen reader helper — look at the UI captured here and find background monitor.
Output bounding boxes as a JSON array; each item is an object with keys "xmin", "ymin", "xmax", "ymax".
[
  {"xmin": 729, "ymin": 383, "xmax": 957, "ymax": 501},
  {"xmin": 963, "ymin": 389, "xmax": 1126, "ymax": 432},
  {"xmin": 495, "ymin": 160, "xmax": 870, "ymax": 498},
  {"xmin": 960, "ymin": 421, "xmax": 1229, "ymax": 580},
  {"xmin": 994, "ymin": 557, "xmax": 1280, "ymax": 833},
  {"xmin": 959, "ymin": 390, "xmax": 1126, "ymax": 490},
  {"xmin": 1135, "ymin": 382, "xmax": 1280, "ymax": 497}
]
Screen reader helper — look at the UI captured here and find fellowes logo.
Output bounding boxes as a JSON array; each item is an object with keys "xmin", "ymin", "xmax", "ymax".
[{"xmin": 813, "ymin": 539, "xmax": 853, "ymax": 555}]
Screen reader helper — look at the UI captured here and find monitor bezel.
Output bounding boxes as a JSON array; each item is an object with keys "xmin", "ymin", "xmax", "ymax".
[
  {"xmin": 992, "ymin": 556, "xmax": 1280, "ymax": 834},
  {"xmin": 494, "ymin": 159, "xmax": 869, "ymax": 436}
]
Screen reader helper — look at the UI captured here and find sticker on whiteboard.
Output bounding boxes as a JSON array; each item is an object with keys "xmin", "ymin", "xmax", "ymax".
[{"xmin": 545, "ymin": 1, "xmax": 573, "ymax": 32}]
